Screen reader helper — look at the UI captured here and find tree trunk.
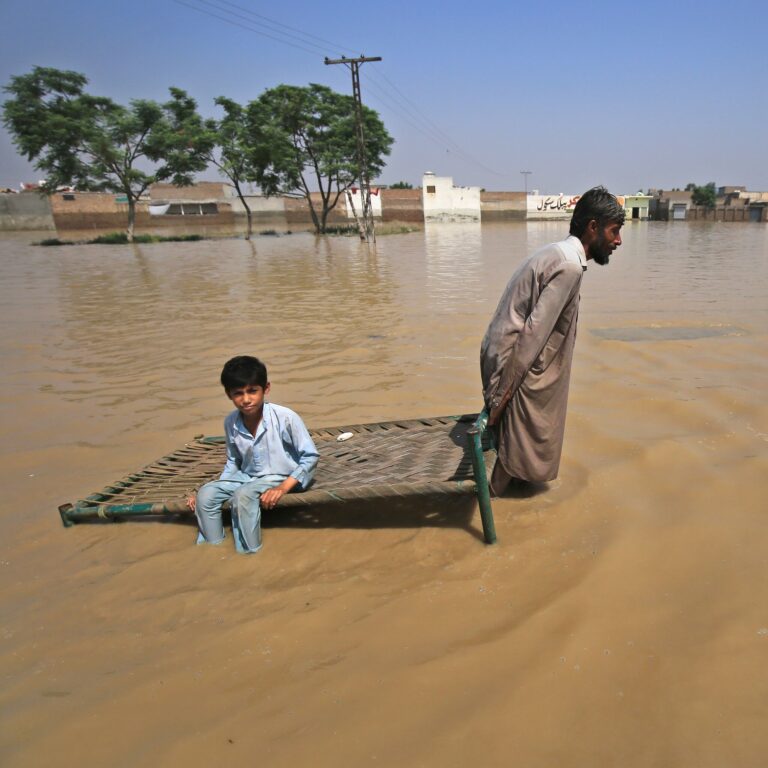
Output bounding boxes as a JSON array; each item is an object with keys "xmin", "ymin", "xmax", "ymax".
[
  {"xmin": 126, "ymin": 198, "xmax": 136, "ymax": 243},
  {"xmin": 245, "ymin": 204, "xmax": 253, "ymax": 240},
  {"xmin": 233, "ymin": 181, "xmax": 253, "ymax": 240},
  {"xmin": 345, "ymin": 189, "xmax": 366, "ymax": 240},
  {"xmin": 305, "ymin": 192, "xmax": 322, "ymax": 234}
]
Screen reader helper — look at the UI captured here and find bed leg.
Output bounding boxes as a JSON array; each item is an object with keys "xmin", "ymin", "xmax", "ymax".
[
  {"xmin": 469, "ymin": 411, "xmax": 497, "ymax": 544},
  {"xmin": 58, "ymin": 503, "xmax": 75, "ymax": 528}
]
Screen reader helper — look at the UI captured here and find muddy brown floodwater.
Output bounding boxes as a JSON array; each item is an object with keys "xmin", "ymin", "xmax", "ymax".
[{"xmin": 1, "ymin": 221, "xmax": 767, "ymax": 767}]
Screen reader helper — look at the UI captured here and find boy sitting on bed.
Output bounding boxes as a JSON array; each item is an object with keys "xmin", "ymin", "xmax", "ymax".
[{"xmin": 187, "ymin": 355, "xmax": 318, "ymax": 554}]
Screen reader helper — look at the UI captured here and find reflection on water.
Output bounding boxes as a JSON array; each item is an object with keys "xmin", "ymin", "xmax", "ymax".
[
  {"xmin": 591, "ymin": 325, "xmax": 748, "ymax": 341},
  {"xmin": 423, "ymin": 221, "xmax": 484, "ymax": 305}
]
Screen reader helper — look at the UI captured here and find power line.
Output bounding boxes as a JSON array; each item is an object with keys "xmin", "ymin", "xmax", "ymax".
[
  {"xmin": 361, "ymin": 72, "xmax": 511, "ymax": 179},
  {"xmin": 171, "ymin": 0, "xmax": 515, "ymax": 181},
  {"xmin": 367, "ymin": 69, "xmax": 508, "ymax": 177},
  {"xmin": 209, "ymin": 0, "xmax": 358, "ymax": 54},
  {"xmin": 172, "ymin": 0, "xmax": 329, "ymax": 57},
  {"xmin": 357, "ymin": 76, "xmax": 504, "ymax": 179}
]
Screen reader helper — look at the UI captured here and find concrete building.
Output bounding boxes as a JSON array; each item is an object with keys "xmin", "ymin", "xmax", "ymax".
[
  {"xmin": 717, "ymin": 186, "xmax": 747, "ymax": 197},
  {"xmin": 650, "ymin": 187, "xmax": 767, "ymax": 223},
  {"xmin": 422, "ymin": 172, "xmax": 481, "ymax": 222},
  {"xmin": 623, "ymin": 193, "xmax": 652, "ymax": 220},
  {"xmin": 649, "ymin": 190, "xmax": 693, "ymax": 221}
]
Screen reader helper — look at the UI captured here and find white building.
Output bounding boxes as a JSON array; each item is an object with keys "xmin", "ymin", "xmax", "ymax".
[{"xmin": 422, "ymin": 172, "xmax": 481, "ymax": 222}]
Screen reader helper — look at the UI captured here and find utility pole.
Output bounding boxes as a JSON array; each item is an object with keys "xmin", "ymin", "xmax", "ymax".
[
  {"xmin": 520, "ymin": 170, "xmax": 532, "ymax": 196},
  {"xmin": 325, "ymin": 54, "xmax": 382, "ymax": 243}
]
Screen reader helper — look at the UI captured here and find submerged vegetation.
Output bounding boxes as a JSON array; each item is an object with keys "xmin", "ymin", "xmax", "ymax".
[
  {"xmin": 324, "ymin": 223, "xmax": 421, "ymax": 236},
  {"xmin": 37, "ymin": 233, "xmax": 204, "ymax": 246},
  {"xmin": 35, "ymin": 222, "xmax": 418, "ymax": 246}
]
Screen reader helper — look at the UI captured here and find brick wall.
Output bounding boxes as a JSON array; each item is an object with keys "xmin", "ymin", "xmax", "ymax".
[
  {"xmin": 149, "ymin": 182, "xmax": 228, "ymax": 201},
  {"xmin": 50, "ymin": 191, "xmax": 236, "ymax": 231},
  {"xmin": 284, "ymin": 194, "xmax": 349, "ymax": 227},
  {"xmin": 380, "ymin": 189, "xmax": 423, "ymax": 222},
  {"xmin": 687, "ymin": 206, "xmax": 767, "ymax": 223},
  {"xmin": 480, "ymin": 190, "xmax": 526, "ymax": 221}
]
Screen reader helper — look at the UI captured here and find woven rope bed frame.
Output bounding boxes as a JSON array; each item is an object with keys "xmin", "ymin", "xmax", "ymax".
[{"xmin": 59, "ymin": 412, "xmax": 497, "ymax": 543}]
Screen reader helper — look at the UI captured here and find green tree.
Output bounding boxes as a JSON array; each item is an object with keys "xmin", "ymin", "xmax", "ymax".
[
  {"xmin": 389, "ymin": 180, "xmax": 413, "ymax": 189},
  {"xmin": 693, "ymin": 182, "xmax": 716, "ymax": 208},
  {"xmin": 2, "ymin": 67, "xmax": 213, "ymax": 242},
  {"xmin": 247, "ymin": 83, "xmax": 393, "ymax": 234},
  {"xmin": 189, "ymin": 96, "xmax": 260, "ymax": 240},
  {"xmin": 685, "ymin": 181, "xmax": 717, "ymax": 208}
]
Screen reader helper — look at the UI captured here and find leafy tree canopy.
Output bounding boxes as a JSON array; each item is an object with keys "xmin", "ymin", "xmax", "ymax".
[
  {"xmin": 389, "ymin": 181, "xmax": 413, "ymax": 189},
  {"xmin": 686, "ymin": 181, "xmax": 717, "ymax": 208},
  {"xmin": 183, "ymin": 95, "xmax": 262, "ymax": 239},
  {"xmin": 247, "ymin": 83, "xmax": 393, "ymax": 234},
  {"xmin": 2, "ymin": 67, "xmax": 213, "ymax": 240}
]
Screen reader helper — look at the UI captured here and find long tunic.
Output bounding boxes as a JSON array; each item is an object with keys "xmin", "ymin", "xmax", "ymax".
[{"xmin": 480, "ymin": 235, "xmax": 587, "ymax": 482}]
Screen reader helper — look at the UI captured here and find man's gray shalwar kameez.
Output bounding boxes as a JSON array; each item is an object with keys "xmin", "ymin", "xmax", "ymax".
[{"xmin": 480, "ymin": 235, "xmax": 587, "ymax": 484}]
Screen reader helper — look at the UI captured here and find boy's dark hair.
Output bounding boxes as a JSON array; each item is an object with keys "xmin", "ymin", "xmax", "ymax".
[
  {"xmin": 220, "ymin": 356, "xmax": 268, "ymax": 391},
  {"xmin": 569, "ymin": 186, "xmax": 626, "ymax": 237}
]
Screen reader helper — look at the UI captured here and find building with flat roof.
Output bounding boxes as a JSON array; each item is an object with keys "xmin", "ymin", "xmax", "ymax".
[
  {"xmin": 421, "ymin": 172, "xmax": 481, "ymax": 222},
  {"xmin": 623, "ymin": 193, "xmax": 652, "ymax": 220}
]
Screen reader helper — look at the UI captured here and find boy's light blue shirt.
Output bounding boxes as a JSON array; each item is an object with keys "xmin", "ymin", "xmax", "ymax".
[{"xmin": 220, "ymin": 402, "xmax": 318, "ymax": 489}]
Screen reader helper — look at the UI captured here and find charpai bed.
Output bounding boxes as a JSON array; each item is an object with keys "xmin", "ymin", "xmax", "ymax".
[{"xmin": 59, "ymin": 412, "xmax": 497, "ymax": 544}]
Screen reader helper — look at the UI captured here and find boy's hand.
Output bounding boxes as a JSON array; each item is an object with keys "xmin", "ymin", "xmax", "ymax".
[
  {"xmin": 185, "ymin": 494, "xmax": 196, "ymax": 512},
  {"xmin": 261, "ymin": 477, "xmax": 299, "ymax": 509}
]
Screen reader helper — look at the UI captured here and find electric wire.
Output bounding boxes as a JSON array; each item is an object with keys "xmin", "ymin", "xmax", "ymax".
[
  {"xmin": 206, "ymin": 0, "xmax": 359, "ymax": 55},
  {"xmin": 366, "ymin": 70, "xmax": 509, "ymax": 179},
  {"xmin": 172, "ymin": 0, "xmax": 329, "ymax": 57},
  {"xmin": 362, "ymin": 72, "xmax": 510, "ymax": 179},
  {"xmin": 171, "ymin": 0, "xmax": 513, "ymax": 180}
]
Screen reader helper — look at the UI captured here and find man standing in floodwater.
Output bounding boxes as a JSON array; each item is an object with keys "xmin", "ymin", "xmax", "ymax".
[{"xmin": 480, "ymin": 186, "xmax": 625, "ymax": 494}]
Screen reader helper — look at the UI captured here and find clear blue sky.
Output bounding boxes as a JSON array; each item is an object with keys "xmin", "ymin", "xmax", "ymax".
[{"xmin": 1, "ymin": 0, "xmax": 767, "ymax": 194}]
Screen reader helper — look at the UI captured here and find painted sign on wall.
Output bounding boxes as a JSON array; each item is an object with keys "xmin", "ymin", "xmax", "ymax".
[
  {"xmin": 527, "ymin": 193, "xmax": 626, "ymax": 219},
  {"xmin": 527, "ymin": 194, "xmax": 580, "ymax": 219}
]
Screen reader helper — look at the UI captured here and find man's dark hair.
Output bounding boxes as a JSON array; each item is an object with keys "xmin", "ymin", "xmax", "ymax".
[
  {"xmin": 569, "ymin": 186, "xmax": 626, "ymax": 237},
  {"xmin": 220, "ymin": 355, "xmax": 268, "ymax": 391}
]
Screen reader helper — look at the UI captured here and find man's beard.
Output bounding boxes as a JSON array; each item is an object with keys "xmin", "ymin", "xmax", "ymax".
[{"xmin": 588, "ymin": 233, "xmax": 611, "ymax": 265}]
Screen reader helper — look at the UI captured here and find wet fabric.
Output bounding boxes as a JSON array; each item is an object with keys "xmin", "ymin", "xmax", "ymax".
[
  {"xmin": 480, "ymin": 236, "xmax": 586, "ymax": 484},
  {"xmin": 195, "ymin": 474, "xmax": 287, "ymax": 554}
]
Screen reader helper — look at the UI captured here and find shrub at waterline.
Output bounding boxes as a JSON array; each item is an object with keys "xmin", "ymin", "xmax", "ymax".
[{"xmin": 36, "ymin": 233, "xmax": 204, "ymax": 246}]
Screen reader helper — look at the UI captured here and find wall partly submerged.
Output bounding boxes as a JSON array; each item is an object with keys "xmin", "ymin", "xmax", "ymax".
[
  {"xmin": 0, "ymin": 193, "xmax": 55, "ymax": 231},
  {"xmin": 4, "ymin": 185, "xmax": 761, "ymax": 232}
]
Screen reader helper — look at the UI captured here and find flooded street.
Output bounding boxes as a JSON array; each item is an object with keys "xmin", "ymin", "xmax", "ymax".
[{"xmin": 1, "ymin": 221, "xmax": 767, "ymax": 767}]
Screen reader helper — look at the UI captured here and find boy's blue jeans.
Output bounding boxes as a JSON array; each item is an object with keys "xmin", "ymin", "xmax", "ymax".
[{"xmin": 195, "ymin": 474, "xmax": 288, "ymax": 554}]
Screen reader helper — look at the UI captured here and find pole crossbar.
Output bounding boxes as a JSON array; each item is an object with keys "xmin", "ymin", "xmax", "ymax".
[{"xmin": 325, "ymin": 54, "xmax": 382, "ymax": 243}]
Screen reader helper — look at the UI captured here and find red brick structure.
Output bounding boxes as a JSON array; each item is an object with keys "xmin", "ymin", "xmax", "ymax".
[
  {"xmin": 380, "ymin": 189, "xmax": 424, "ymax": 223},
  {"xmin": 50, "ymin": 191, "xmax": 235, "ymax": 232},
  {"xmin": 480, "ymin": 191, "xmax": 526, "ymax": 221}
]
